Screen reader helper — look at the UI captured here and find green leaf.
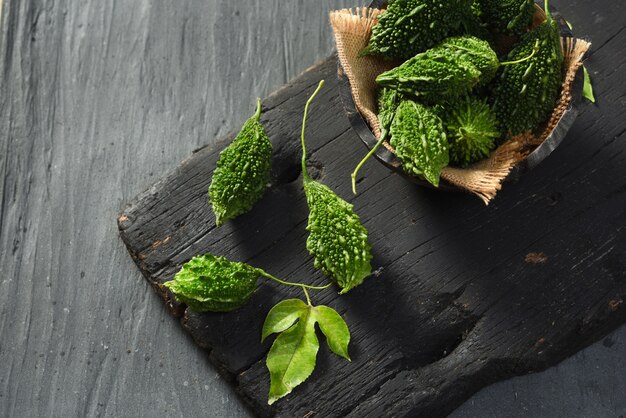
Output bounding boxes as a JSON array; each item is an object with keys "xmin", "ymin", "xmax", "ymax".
[
  {"xmin": 311, "ymin": 305, "xmax": 351, "ymax": 361},
  {"xmin": 263, "ymin": 302, "xmax": 352, "ymax": 404},
  {"xmin": 266, "ymin": 307, "xmax": 319, "ymax": 405},
  {"xmin": 583, "ymin": 66, "xmax": 596, "ymax": 103},
  {"xmin": 261, "ymin": 299, "xmax": 308, "ymax": 342}
]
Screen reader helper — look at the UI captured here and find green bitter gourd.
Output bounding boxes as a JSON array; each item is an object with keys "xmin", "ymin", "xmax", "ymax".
[
  {"xmin": 492, "ymin": 0, "xmax": 564, "ymax": 135},
  {"xmin": 376, "ymin": 45, "xmax": 483, "ymax": 100},
  {"xmin": 362, "ymin": 0, "xmax": 474, "ymax": 60},
  {"xmin": 163, "ymin": 254, "xmax": 260, "ymax": 312},
  {"xmin": 301, "ymin": 81, "xmax": 373, "ymax": 294},
  {"xmin": 479, "ymin": 0, "xmax": 536, "ymax": 36},
  {"xmin": 163, "ymin": 254, "xmax": 334, "ymax": 313},
  {"xmin": 376, "ymin": 35, "xmax": 539, "ymax": 101},
  {"xmin": 390, "ymin": 100, "xmax": 449, "ymax": 186},
  {"xmin": 439, "ymin": 96, "xmax": 500, "ymax": 167},
  {"xmin": 208, "ymin": 99, "xmax": 272, "ymax": 226}
]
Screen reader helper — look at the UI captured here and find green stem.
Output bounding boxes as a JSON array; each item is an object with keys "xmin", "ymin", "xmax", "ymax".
[
  {"xmin": 500, "ymin": 40, "xmax": 540, "ymax": 66},
  {"xmin": 544, "ymin": 0, "xmax": 551, "ymax": 21},
  {"xmin": 301, "ymin": 80, "xmax": 325, "ymax": 182},
  {"xmin": 302, "ymin": 287, "xmax": 312, "ymax": 306},
  {"xmin": 351, "ymin": 127, "xmax": 388, "ymax": 195},
  {"xmin": 254, "ymin": 97, "xmax": 262, "ymax": 121},
  {"xmin": 260, "ymin": 270, "xmax": 332, "ymax": 291}
]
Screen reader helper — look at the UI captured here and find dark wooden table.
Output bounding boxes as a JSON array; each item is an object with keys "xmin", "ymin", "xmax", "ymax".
[{"xmin": 1, "ymin": 0, "xmax": 624, "ymax": 417}]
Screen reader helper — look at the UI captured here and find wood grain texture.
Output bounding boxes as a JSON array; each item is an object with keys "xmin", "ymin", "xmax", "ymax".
[
  {"xmin": 1, "ymin": 0, "xmax": 625, "ymax": 417},
  {"xmin": 118, "ymin": 1, "xmax": 626, "ymax": 416}
]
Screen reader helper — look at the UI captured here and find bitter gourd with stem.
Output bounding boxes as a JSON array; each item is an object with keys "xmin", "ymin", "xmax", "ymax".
[
  {"xmin": 208, "ymin": 99, "xmax": 272, "ymax": 226},
  {"xmin": 390, "ymin": 100, "xmax": 449, "ymax": 187},
  {"xmin": 492, "ymin": 0, "xmax": 564, "ymax": 135},
  {"xmin": 301, "ymin": 81, "xmax": 372, "ymax": 294},
  {"xmin": 376, "ymin": 35, "xmax": 539, "ymax": 101}
]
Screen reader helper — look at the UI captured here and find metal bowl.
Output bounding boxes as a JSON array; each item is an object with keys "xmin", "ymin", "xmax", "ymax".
[{"xmin": 337, "ymin": 0, "xmax": 584, "ymax": 192}]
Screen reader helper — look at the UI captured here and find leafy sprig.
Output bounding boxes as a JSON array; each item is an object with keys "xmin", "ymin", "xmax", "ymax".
[
  {"xmin": 162, "ymin": 253, "xmax": 351, "ymax": 405},
  {"xmin": 263, "ymin": 298, "xmax": 350, "ymax": 404}
]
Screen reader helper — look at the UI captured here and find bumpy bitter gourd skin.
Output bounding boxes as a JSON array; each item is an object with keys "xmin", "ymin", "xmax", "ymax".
[
  {"xmin": 363, "ymin": 0, "xmax": 474, "ymax": 60},
  {"xmin": 376, "ymin": 49, "xmax": 481, "ymax": 100},
  {"xmin": 437, "ymin": 36, "xmax": 500, "ymax": 85},
  {"xmin": 163, "ymin": 254, "xmax": 259, "ymax": 312},
  {"xmin": 376, "ymin": 36, "xmax": 499, "ymax": 100},
  {"xmin": 377, "ymin": 87, "xmax": 402, "ymax": 133},
  {"xmin": 492, "ymin": 7, "xmax": 563, "ymax": 135},
  {"xmin": 439, "ymin": 96, "xmax": 500, "ymax": 167},
  {"xmin": 479, "ymin": 0, "xmax": 535, "ymax": 36},
  {"xmin": 390, "ymin": 100, "xmax": 449, "ymax": 186},
  {"xmin": 208, "ymin": 99, "xmax": 272, "ymax": 226},
  {"xmin": 300, "ymin": 81, "xmax": 372, "ymax": 294},
  {"xmin": 303, "ymin": 179, "xmax": 372, "ymax": 294}
]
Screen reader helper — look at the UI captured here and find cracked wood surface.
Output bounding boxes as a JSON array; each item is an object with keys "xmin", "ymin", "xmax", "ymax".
[
  {"xmin": 119, "ymin": 4, "xmax": 626, "ymax": 414},
  {"xmin": 2, "ymin": 0, "xmax": 625, "ymax": 416}
]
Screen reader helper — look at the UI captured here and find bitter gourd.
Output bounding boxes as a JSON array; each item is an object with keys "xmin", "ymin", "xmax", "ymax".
[
  {"xmin": 479, "ymin": 0, "xmax": 535, "ymax": 36},
  {"xmin": 163, "ymin": 254, "xmax": 259, "ymax": 312},
  {"xmin": 492, "ymin": 0, "xmax": 563, "ymax": 135},
  {"xmin": 376, "ymin": 36, "xmax": 498, "ymax": 99},
  {"xmin": 362, "ymin": 0, "xmax": 474, "ymax": 60},
  {"xmin": 301, "ymin": 81, "xmax": 372, "ymax": 294},
  {"xmin": 390, "ymin": 100, "xmax": 449, "ymax": 186},
  {"xmin": 439, "ymin": 96, "xmax": 500, "ymax": 167},
  {"xmin": 376, "ymin": 35, "xmax": 539, "ymax": 101},
  {"xmin": 208, "ymin": 99, "xmax": 272, "ymax": 226},
  {"xmin": 436, "ymin": 36, "xmax": 500, "ymax": 85},
  {"xmin": 376, "ymin": 47, "xmax": 482, "ymax": 100}
]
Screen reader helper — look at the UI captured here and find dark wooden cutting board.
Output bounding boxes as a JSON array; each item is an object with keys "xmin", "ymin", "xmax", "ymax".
[{"xmin": 118, "ymin": 56, "xmax": 626, "ymax": 417}]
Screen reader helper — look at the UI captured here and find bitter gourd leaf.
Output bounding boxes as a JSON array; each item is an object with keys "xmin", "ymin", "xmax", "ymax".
[
  {"xmin": 390, "ymin": 100, "xmax": 449, "ymax": 186},
  {"xmin": 362, "ymin": 0, "xmax": 474, "ymax": 60},
  {"xmin": 300, "ymin": 81, "xmax": 373, "ymax": 294},
  {"xmin": 208, "ymin": 98, "xmax": 272, "ymax": 226},
  {"xmin": 492, "ymin": 0, "xmax": 564, "ymax": 135},
  {"xmin": 163, "ymin": 254, "xmax": 260, "ymax": 312},
  {"xmin": 264, "ymin": 299, "xmax": 350, "ymax": 404},
  {"xmin": 582, "ymin": 66, "xmax": 595, "ymax": 103}
]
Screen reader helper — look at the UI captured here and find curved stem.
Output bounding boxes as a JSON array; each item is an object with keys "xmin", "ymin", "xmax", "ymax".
[
  {"xmin": 351, "ymin": 127, "xmax": 388, "ymax": 195},
  {"xmin": 254, "ymin": 97, "xmax": 262, "ymax": 121},
  {"xmin": 260, "ymin": 270, "xmax": 332, "ymax": 291},
  {"xmin": 302, "ymin": 287, "xmax": 312, "ymax": 306},
  {"xmin": 301, "ymin": 80, "xmax": 325, "ymax": 181},
  {"xmin": 500, "ymin": 40, "xmax": 540, "ymax": 66}
]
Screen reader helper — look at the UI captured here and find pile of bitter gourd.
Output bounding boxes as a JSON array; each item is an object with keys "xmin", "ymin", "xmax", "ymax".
[{"xmin": 351, "ymin": 0, "xmax": 564, "ymax": 192}]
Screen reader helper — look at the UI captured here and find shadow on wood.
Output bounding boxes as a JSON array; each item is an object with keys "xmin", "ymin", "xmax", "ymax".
[{"xmin": 118, "ymin": 56, "xmax": 626, "ymax": 417}]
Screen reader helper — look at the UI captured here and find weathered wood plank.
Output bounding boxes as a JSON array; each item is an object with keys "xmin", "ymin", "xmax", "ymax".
[
  {"xmin": 118, "ymin": 21, "xmax": 626, "ymax": 417},
  {"xmin": 1, "ymin": 0, "xmax": 624, "ymax": 416}
]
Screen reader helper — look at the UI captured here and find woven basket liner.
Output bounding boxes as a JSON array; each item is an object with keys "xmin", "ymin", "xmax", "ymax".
[{"xmin": 330, "ymin": 7, "xmax": 591, "ymax": 204}]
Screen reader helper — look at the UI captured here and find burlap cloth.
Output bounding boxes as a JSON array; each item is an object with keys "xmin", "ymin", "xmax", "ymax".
[{"xmin": 330, "ymin": 6, "xmax": 591, "ymax": 204}]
